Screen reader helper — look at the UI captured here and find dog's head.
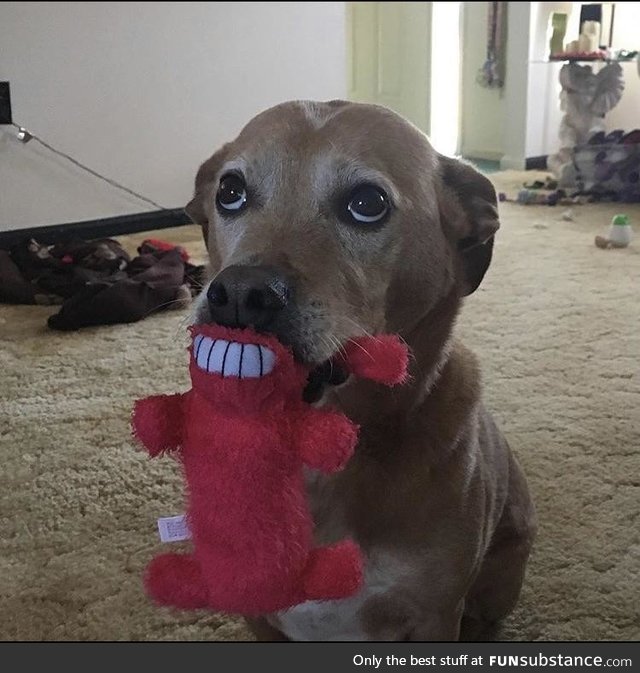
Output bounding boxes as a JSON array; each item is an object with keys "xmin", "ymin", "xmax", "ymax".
[{"xmin": 187, "ymin": 100, "xmax": 499, "ymax": 370}]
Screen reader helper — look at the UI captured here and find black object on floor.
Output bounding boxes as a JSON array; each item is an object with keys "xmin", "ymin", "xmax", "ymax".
[{"xmin": 0, "ymin": 237, "xmax": 205, "ymax": 330}]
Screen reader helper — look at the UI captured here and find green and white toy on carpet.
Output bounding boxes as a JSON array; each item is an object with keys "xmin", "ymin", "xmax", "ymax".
[{"xmin": 595, "ymin": 214, "xmax": 633, "ymax": 249}]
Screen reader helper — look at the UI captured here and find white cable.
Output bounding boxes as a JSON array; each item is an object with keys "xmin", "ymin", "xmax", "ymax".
[{"xmin": 12, "ymin": 122, "xmax": 170, "ymax": 211}]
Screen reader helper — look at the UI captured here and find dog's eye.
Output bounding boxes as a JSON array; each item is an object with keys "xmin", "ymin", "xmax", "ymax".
[
  {"xmin": 217, "ymin": 174, "xmax": 247, "ymax": 212},
  {"xmin": 347, "ymin": 185, "xmax": 389, "ymax": 224}
]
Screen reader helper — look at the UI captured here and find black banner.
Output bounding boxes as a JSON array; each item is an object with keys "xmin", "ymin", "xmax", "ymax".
[{"xmin": 2, "ymin": 642, "xmax": 638, "ymax": 672}]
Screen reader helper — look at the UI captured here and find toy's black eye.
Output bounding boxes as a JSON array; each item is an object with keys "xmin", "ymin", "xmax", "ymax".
[
  {"xmin": 217, "ymin": 173, "xmax": 247, "ymax": 212},
  {"xmin": 347, "ymin": 185, "xmax": 389, "ymax": 224}
]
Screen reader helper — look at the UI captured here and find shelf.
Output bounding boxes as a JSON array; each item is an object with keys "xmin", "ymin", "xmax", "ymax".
[{"xmin": 530, "ymin": 56, "xmax": 638, "ymax": 65}]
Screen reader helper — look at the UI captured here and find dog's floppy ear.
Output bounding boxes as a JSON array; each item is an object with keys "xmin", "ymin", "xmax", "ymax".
[
  {"xmin": 184, "ymin": 145, "xmax": 230, "ymax": 240},
  {"xmin": 437, "ymin": 155, "xmax": 500, "ymax": 296},
  {"xmin": 184, "ymin": 189, "xmax": 207, "ymax": 230}
]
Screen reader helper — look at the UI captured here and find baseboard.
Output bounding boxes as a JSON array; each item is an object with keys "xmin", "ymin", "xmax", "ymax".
[
  {"xmin": 500, "ymin": 155, "xmax": 526, "ymax": 171},
  {"xmin": 461, "ymin": 149, "xmax": 505, "ymax": 162},
  {"xmin": 0, "ymin": 208, "xmax": 191, "ymax": 249},
  {"xmin": 525, "ymin": 155, "xmax": 549, "ymax": 170},
  {"xmin": 500, "ymin": 155, "xmax": 550, "ymax": 171}
]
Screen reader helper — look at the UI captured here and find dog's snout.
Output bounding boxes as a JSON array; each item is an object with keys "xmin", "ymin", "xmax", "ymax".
[{"xmin": 207, "ymin": 265, "xmax": 290, "ymax": 329}]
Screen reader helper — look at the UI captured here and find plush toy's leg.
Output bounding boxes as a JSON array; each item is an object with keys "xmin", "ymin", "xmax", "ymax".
[
  {"xmin": 302, "ymin": 540, "xmax": 363, "ymax": 601},
  {"xmin": 144, "ymin": 553, "xmax": 209, "ymax": 609}
]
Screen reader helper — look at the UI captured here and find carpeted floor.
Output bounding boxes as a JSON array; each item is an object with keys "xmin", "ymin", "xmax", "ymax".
[{"xmin": 1, "ymin": 171, "xmax": 639, "ymax": 641}]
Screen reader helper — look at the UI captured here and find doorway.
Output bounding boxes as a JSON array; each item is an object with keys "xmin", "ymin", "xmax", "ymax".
[{"xmin": 346, "ymin": 1, "xmax": 462, "ymax": 156}]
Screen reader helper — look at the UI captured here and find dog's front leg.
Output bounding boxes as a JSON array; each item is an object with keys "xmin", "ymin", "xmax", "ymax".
[
  {"xmin": 245, "ymin": 617, "xmax": 290, "ymax": 641},
  {"xmin": 359, "ymin": 593, "xmax": 464, "ymax": 641}
]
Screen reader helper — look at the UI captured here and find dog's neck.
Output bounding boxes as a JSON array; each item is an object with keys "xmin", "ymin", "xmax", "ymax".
[{"xmin": 331, "ymin": 290, "xmax": 461, "ymax": 428}]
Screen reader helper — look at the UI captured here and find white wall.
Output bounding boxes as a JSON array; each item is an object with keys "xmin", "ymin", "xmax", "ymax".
[
  {"xmin": 500, "ymin": 2, "xmax": 532, "ymax": 169},
  {"xmin": 460, "ymin": 2, "xmax": 506, "ymax": 160},
  {"xmin": 460, "ymin": 1, "xmax": 536, "ymax": 168},
  {"xmin": 0, "ymin": 2, "xmax": 347, "ymax": 231},
  {"xmin": 431, "ymin": 1, "xmax": 461, "ymax": 156},
  {"xmin": 603, "ymin": 2, "xmax": 640, "ymax": 134}
]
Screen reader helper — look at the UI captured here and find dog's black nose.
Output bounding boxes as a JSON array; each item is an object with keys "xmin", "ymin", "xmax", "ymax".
[{"xmin": 207, "ymin": 265, "xmax": 290, "ymax": 329}]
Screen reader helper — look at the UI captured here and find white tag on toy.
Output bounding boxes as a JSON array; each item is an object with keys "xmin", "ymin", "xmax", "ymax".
[{"xmin": 157, "ymin": 514, "xmax": 191, "ymax": 543}]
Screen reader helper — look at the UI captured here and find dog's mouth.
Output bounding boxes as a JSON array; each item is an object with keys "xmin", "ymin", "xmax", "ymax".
[
  {"xmin": 250, "ymin": 324, "xmax": 350, "ymax": 402},
  {"xmin": 303, "ymin": 358, "xmax": 350, "ymax": 403},
  {"xmin": 192, "ymin": 334, "xmax": 347, "ymax": 399},
  {"xmin": 192, "ymin": 335, "xmax": 276, "ymax": 378},
  {"xmin": 191, "ymin": 319, "xmax": 349, "ymax": 400}
]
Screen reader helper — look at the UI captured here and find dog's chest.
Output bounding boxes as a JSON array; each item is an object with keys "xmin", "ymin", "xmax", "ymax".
[
  {"xmin": 267, "ymin": 468, "xmax": 413, "ymax": 641},
  {"xmin": 269, "ymin": 550, "xmax": 410, "ymax": 641}
]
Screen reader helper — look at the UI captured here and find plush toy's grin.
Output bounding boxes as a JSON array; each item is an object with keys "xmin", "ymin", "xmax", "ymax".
[{"xmin": 193, "ymin": 335, "xmax": 276, "ymax": 378}]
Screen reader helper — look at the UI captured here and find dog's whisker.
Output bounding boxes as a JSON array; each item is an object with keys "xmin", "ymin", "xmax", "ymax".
[
  {"xmin": 318, "ymin": 334, "xmax": 339, "ymax": 361},
  {"xmin": 342, "ymin": 315, "xmax": 384, "ymax": 344},
  {"xmin": 137, "ymin": 296, "xmax": 195, "ymax": 331},
  {"xmin": 327, "ymin": 333, "xmax": 348, "ymax": 360},
  {"xmin": 140, "ymin": 299, "xmax": 184, "ymax": 318},
  {"xmin": 346, "ymin": 337, "xmax": 374, "ymax": 361},
  {"xmin": 171, "ymin": 312, "xmax": 195, "ymax": 342}
]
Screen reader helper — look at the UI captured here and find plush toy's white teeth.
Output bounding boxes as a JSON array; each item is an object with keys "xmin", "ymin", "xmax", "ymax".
[{"xmin": 192, "ymin": 336, "xmax": 275, "ymax": 378}]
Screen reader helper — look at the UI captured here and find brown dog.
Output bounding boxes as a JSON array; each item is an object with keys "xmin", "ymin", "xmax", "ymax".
[{"xmin": 185, "ymin": 100, "xmax": 536, "ymax": 641}]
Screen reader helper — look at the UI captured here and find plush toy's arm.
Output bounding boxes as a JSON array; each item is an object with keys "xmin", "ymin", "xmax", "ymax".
[
  {"xmin": 336, "ymin": 334, "xmax": 409, "ymax": 385},
  {"xmin": 296, "ymin": 408, "xmax": 359, "ymax": 474},
  {"xmin": 132, "ymin": 393, "xmax": 185, "ymax": 457}
]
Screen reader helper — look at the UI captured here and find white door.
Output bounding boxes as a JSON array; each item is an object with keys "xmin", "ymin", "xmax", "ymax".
[{"xmin": 347, "ymin": 2, "xmax": 432, "ymax": 134}]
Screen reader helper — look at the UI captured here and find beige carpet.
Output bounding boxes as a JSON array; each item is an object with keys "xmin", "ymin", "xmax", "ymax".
[{"xmin": 1, "ymin": 171, "xmax": 639, "ymax": 641}]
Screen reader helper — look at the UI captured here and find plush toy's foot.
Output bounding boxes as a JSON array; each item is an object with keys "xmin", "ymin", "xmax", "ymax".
[
  {"xmin": 302, "ymin": 540, "xmax": 363, "ymax": 601},
  {"xmin": 144, "ymin": 553, "xmax": 209, "ymax": 609}
]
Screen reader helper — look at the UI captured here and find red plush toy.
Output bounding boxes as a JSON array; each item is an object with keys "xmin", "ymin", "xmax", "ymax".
[{"xmin": 132, "ymin": 324, "xmax": 408, "ymax": 616}]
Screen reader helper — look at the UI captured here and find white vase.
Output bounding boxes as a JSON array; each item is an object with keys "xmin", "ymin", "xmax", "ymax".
[
  {"xmin": 608, "ymin": 223, "xmax": 633, "ymax": 246},
  {"xmin": 582, "ymin": 21, "xmax": 601, "ymax": 52}
]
